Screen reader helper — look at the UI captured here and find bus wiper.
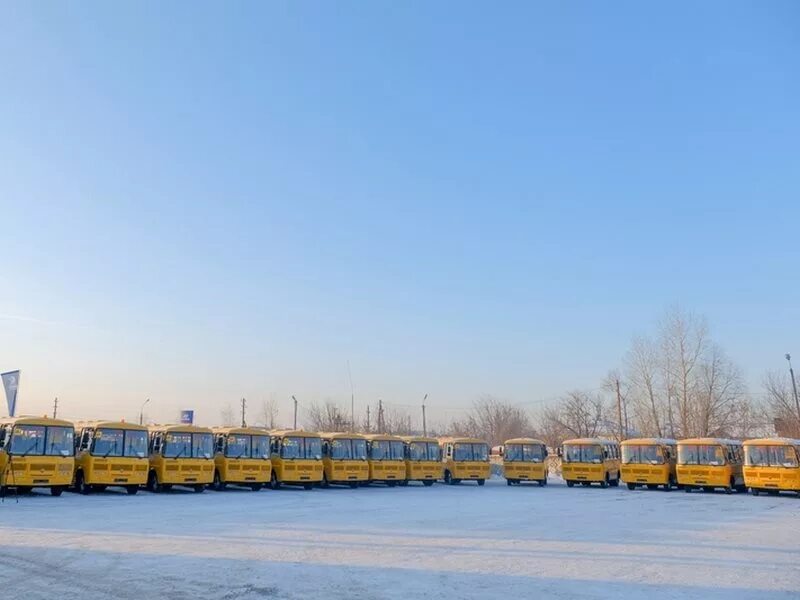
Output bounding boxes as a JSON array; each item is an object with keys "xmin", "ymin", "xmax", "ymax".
[
  {"xmin": 173, "ymin": 445, "xmax": 187, "ymax": 459},
  {"xmin": 236, "ymin": 449, "xmax": 247, "ymax": 459},
  {"xmin": 19, "ymin": 440, "xmax": 39, "ymax": 457},
  {"xmin": 103, "ymin": 442, "xmax": 118, "ymax": 459}
]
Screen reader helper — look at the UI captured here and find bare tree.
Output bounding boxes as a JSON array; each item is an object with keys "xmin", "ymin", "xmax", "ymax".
[
  {"xmin": 259, "ymin": 396, "xmax": 280, "ymax": 429},
  {"xmin": 304, "ymin": 400, "xmax": 351, "ymax": 432},
  {"xmin": 540, "ymin": 390, "xmax": 607, "ymax": 443},
  {"xmin": 220, "ymin": 403, "xmax": 235, "ymax": 427},
  {"xmin": 447, "ymin": 396, "xmax": 533, "ymax": 446},
  {"xmin": 764, "ymin": 371, "xmax": 800, "ymax": 437},
  {"xmin": 602, "ymin": 369, "xmax": 629, "ymax": 440}
]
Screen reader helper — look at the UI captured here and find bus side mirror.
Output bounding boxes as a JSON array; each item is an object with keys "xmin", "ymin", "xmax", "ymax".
[
  {"xmin": 557, "ymin": 447, "xmax": 563, "ymax": 457},
  {"xmin": 498, "ymin": 446, "xmax": 504, "ymax": 457}
]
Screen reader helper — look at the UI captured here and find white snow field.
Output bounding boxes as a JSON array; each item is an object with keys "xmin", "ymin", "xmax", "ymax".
[{"xmin": 0, "ymin": 476, "xmax": 798, "ymax": 599}]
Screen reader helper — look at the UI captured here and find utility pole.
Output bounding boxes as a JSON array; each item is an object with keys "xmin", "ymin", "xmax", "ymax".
[
  {"xmin": 615, "ymin": 379, "xmax": 624, "ymax": 441},
  {"xmin": 241, "ymin": 397, "xmax": 247, "ymax": 427},
  {"xmin": 292, "ymin": 395, "xmax": 298, "ymax": 430},
  {"xmin": 366, "ymin": 405, "xmax": 370, "ymax": 432},
  {"xmin": 378, "ymin": 399, "xmax": 384, "ymax": 432},
  {"xmin": 422, "ymin": 393, "xmax": 428, "ymax": 437},
  {"xmin": 52, "ymin": 397, "xmax": 58, "ymax": 419},
  {"xmin": 139, "ymin": 398, "xmax": 150, "ymax": 426},
  {"xmin": 347, "ymin": 360, "xmax": 355, "ymax": 432},
  {"xmin": 786, "ymin": 354, "xmax": 800, "ymax": 422}
]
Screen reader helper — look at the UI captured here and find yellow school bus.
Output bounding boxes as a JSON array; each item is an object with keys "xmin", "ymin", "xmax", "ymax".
[
  {"xmin": 147, "ymin": 424, "xmax": 214, "ymax": 493},
  {"xmin": 365, "ymin": 434, "xmax": 406, "ymax": 486},
  {"xmin": 677, "ymin": 438, "xmax": 745, "ymax": 494},
  {"xmin": 620, "ymin": 438, "xmax": 677, "ymax": 491},
  {"xmin": 212, "ymin": 427, "xmax": 271, "ymax": 491},
  {"xmin": 560, "ymin": 438, "xmax": 621, "ymax": 488},
  {"xmin": 0, "ymin": 416, "xmax": 74, "ymax": 496},
  {"xmin": 501, "ymin": 438, "xmax": 548, "ymax": 486},
  {"xmin": 402, "ymin": 436, "xmax": 442, "ymax": 486},
  {"xmin": 743, "ymin": 438, "xmax": 800, "ymax": 496},
  {"xmin": 73, "ymin": 421, "xmax": 149, "ymax": 495},
  {"xmin": 319, "ymin": 432, "xmax": 369, "ymax": 488},
  {"xmin": 269, "ymin": 429, "xmax": 323, "ymax": 490},
  {"xmin": 439, "ymin": 437, "xmax": 491, "ymax": 485}
]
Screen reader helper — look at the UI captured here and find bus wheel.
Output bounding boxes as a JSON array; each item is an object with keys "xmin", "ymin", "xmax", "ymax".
[
  {"xmin": 193, "ymin": 484, "xmax": 205, "ymax": 493},
  {"xmin": 76, "ymin": 471, "xmax": 91, "ymax": 495},
  {"xmin": 321, "ymin": 474, "xmax": 329, "ymax": 489},
  {"xmin": 539, "ymin": 478, "xmax": 547, "ymax": 486},
  {"xmin": 50, "ymin": 486, "xmax": 64, "ymax": 497},
  {"xmin": 212, "ymin": 471, "xmax": 225, "ymax": 491},
  {"xmin": 626, "ymin": 483, "xmax": 636, "ymax": 490},
  {"xmin": 423, "ymin": 480, "xmax": 434, "ymax": 487},
  {"xmin": 477, "ymin": 479, "xmax": 485, "ymax": 486},
  {"xmin": 270, "ymin": 472, "xmax": 281, "ymax": 490},
  {"xmin": 725, "ymin": 478, "xmax": 735, "ymax": 494},
  {"xmin": 250, "ymin": 483, "xmax": 263, "ymax": 491},
  {"xmin": 684, "ymin": 486, "xmax": 692, "ymax": 493},
  {"xmin": 566, "ymin": 480, "xmax": 575, "ymax": 488},
  {"xmin": 444, "ymin": 470, "xmax": 453, "ymax": 485},
  {"xmin": 506, "ymin": 479, "xmax": 513, "ymax": 486},
  {"xmin": 126, "ymin": 485, "xmax": 139, "ymax": 495},
  {"xmin": 600, "ymin": 477, "xmax": 608, "ymax": 489},
  {"xmin": 147, "ymin": 471, "xmax": 161, "ymax": 493},
  {"xmin": 610, "ymin": 477, "xmax": 620, "ymax": 488}
]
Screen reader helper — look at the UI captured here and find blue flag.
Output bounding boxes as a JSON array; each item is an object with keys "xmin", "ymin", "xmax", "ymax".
[{"xmin": 2, "ymin": 370, "xmax": 20, "ymax": 417}]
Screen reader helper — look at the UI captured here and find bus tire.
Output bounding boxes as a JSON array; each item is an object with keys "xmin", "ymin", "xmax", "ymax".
[
  {"xmin": 444, "ymin": 470, "xmax": 453, "ymax": 485},
  {"xmin": 270, "ymin": 471, "xmax": 281, "ymax": 490},
  {"xmin": 610, "ymin": 477, "xmax": 620, "ymax": 488},
  {"xmin": 212, "ymin": 471, "xmax": 225, "ymax": 491},
  {"xmin": 50, "ymin": 486, "xmax": 64, "ymax": 497},
  {"xmin": 126, "ymin": 485, "xmax": 139, "ymax": 495},
  {"xmin": 684, "ymin": 486, "xmax": 692, "ymax": 493},
  {"xmin": 76, "ymin": 471, "xmax": 91, "ymax": 495},
  {"xmin": 600, "ymin": 477, "xmax": 608, "ymax": 489},
  {"xmin": 539, "ymin": 478, "xmax": 547, "ymax": 486},
  {"xmin": 147, "ymin": 471, "xmax": 161, "ymax": 493},
  {"xmin": 506, "ymin": 479, "xmax": 513, "ymax": 486},
  {"xmin": 321, "ymin": 474, "xmax": 329, "ymax": 488},
  {"xmin": 751, "ymin": 488, "xmax": 760, "ymax": 496},
  {"xmin": 193, "ymin": 484, "xmax": 205, "ymax": 493},
  {"xmin": 566, "ymin": 480, "xmax": 575, "ymax": 488},
  {"xmin": 725, "ymin": 478, "xmax": 735, "ymax": 494},
  {"xmin": 422, "ymin": 480, "xmax": 434, "ymax": 487},
  {"xmin": 477, "ymin": 479, "xmax": 485, "ymax": 486},
  {"xmin": 627, "ymin": 482, "xmax": 636, "ymax": 491}
]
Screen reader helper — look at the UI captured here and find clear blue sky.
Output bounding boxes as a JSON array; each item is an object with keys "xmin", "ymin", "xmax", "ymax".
[{"xmin": 1, "ymin": 2, "xmax": 798, "ymax": 426}]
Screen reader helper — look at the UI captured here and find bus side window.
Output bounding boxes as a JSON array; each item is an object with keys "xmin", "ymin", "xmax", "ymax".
[
  {"xmin": 80, "ymin": 429, "xmax": 93, "ymax": 452},
  {"xmin": 270, "ymin": 438, "xmax": 279, "ymax": 454},
  {"xmin": 151, "ymin": 433, "xmax": 162, "ymax": 454},
  {"xmin": 0, "ymin": 426, "xmax": 6, "ymax": 449},
  {"xmin": 322, "ymin": 441, "xmax": 329, "ymax": 456},
  {"xmin": 603, "ymin": 447, "xmax": 609, "ymax": 459}
]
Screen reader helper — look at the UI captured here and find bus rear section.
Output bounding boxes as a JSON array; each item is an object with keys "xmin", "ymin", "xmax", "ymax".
[
  {"xmin": 147, "ymin": 425, "xmax": 215, "ymax": 493},
  {"xmin": 402, "ymin": 436, "xmax": 442, "ymax": 486},
  {"xmin": 743, "ymin": 438, "xmax": 800, "ymax": 496},
  {"xmin": 620, "ymin": 438, "xmax": 677, "ymax": 491},
  {"xmin": 560, "ymin": 438, "xmax": 620, "ymax": 488},
  {"xmin": 212, "ymin": 427, "xmax": 271, "ymax": 491},
  {"xmin": 440, "ymin": 437, "xmax": 491, "ymax": 485},
  {"xmin": 677, "ymin": 438, "xmax": 745, "ymax": 494},
  {"xmin": 269, "ymin": 430, "xmax": 324, "ymax": 490},
  {"xmin": 0, "ymin": 416, "xmax": 74, "ymax": 496},
  {"xmin": 501, "ymin": 438, "xmax": 548, "ymax": 486},
  {"xmin": 73, "ymin": 421, "xmax": 149, "ymax": 494},
  {"xmin": 320, "ymin": 433, "xmax": 369, "ymax": 488}
]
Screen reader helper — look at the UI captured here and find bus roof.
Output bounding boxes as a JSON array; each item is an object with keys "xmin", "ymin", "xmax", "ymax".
[
  {"xmin": 743, "ymin": 437, "xmax": 800, "ymax": 447},
  {"xmin": 212, "ymin": 426, "xmax": 271, "ymax": 436},
  {"xmin": 269, "ymin": 429, "xmax": 321, "ymax": 438},
  {"xmin": 678, "ymin": 437, "xmax": 742, "ymax": 446},
  {"xmin": 438, "ymin": 437, "xmax": 489, "ymax": 445},
  {"xmin": 401, "ymin": 435, "xmax": 439, "ymax": 444},
  {"xmin": 318, "ymin": 431, "xmax": 367, "ymax": 440},
  {"xmin": 364, "ymin": 433, "xmax": 404, "ymax": 441},
  {"xmin": 74, "ymin": 420, "xmax": 148, "ymax": 431},
  {"xmin": 620, "ymin": 437, "xmax": 677, "ymax": 446},
  {"xmin": 148, "ymin": 424, "xmax": 213, "ymax": 434},
  {"xmin": 563, "ymin": 438, "xmax": 619, "ymax": 445},
  {"xmin": 0, "ymin": 416, "xmax": 74, "ymax": 428},
  {"xmin": 504, "ymin": 437, "xmax": 547, "ymax": 445}
]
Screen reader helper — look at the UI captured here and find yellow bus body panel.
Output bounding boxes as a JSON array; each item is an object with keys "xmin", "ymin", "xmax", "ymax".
[
  {"xmin": 562, "ymin": 461, "xmax": 619, "ymax": 483},
  {"xmin": 323, "ymin": 458, "xmax": 368, "ymax": 483},
  {"xmin": 743, "ymin": 466, "xmax": 800, "ymax": 491},
  {"xmin": 621, "ymin": 463, "xmax": 672, "ymax": 486},
  {"xmin": 272, "ymin": 457, "xmax": 323, "ymax": 484},
  {"xmin": 79, "ymin": 455, "xmax": 148, "ymax": 486},
  {"xmin": 446, "ymin": 460, "xmax": 491, "ymax": 481},
  {"xmin": 215, "ymin": 456, "xmax": 271, "ymax": 485},
  {"xmin": 503, "ymin": 462, "xmax": 547, "ymax": 481},
  {"xmin": 368, "ymin": 459, "xmax": 406, "ymax": 482},
  {"xmin": 676, "ymin": 464, "xmax": 740, "ymax": 488},
  {"xmin": 405, "ymin": 461, "xmax": 443, "ymax": 481},
  {"xmin": 149, "ymin": 456, "xmax": 214, "ymax": 485},
  {"xmin": 0, "ymin": 454, "xmax": 74, "ymax": 487}
]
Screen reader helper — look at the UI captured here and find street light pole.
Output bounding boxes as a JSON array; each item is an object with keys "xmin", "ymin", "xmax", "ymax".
[
  {"xmin": 292, "ymin": 395, "xmax": 298, "ymax": 430},
  {"xmin": 422, "ymin": 393, "xmax": 428, "ymax": 437},
  {"xmin": 786, "ymin": 354, "xmax": 800, "ymax": 422},
  {"xmin": 139, "ymin": 398, "xmax": 150, "ymax": 426}
]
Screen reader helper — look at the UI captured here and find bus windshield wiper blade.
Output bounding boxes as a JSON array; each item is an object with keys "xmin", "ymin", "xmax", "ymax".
[{"xmin": 103, "ymin": 442, "xmax": 118, "ymax": 458}]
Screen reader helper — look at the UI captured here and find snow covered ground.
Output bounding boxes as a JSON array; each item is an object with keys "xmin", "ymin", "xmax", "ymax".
[{"xmin": 0, "ymin": 476, "xmax": 798, "ymax": 599}]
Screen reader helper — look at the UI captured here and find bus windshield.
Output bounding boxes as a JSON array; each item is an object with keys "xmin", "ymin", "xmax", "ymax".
[
  {"xmin": 281, "ymin": 437, "xmax": 322, "ymax": 460},
  {"xmin": 193, "ymin": 433, "xmax": 213, "ymax": 458},
  {"xmin": 226, "ymin": 434, "xmax": 250, "ymax": 458},
  {"xmin": 352, "ymin": 439, "xmax": 367, "ymax": 460},
  {"xmin": 11, "ymin": 425, "xmax": 74, "ymax": 457},
  {"xmin": 746, "ymin": 445, "xmax": 800, "ymax": 468},
  {"xmin": 330, "ymin": 439, "xmax": 354, "ymax": 459},
  {"xmin": 678, "ymin": 444, "xmax": 727, "ymax": 466},
  {"xmin": 453, "ymin": 443, "xmax": 489, "ymax": 462},
  {"xmin": 92, "ymin": 429, "xmax": 124, "ymax": 457},
  {"xmin": 389, "ymin": 441, "xmax": 404, "ymax": 460},
  {"xmin": 409, "ymin": 442, "xmax": 440, "ymax": 461},
  {"xmin": 124, "ymin": 430, "xmax": 148, "ymax": 458},
  {"xmin": 252, "ymin": 435, "xmax": 270, "ymax": 459},
  {"xmin": 563, "ymin": 444, "xmax": 603, "ymax": 463},
  {"xmin": 370, "ymin": 440, "xmax": 391, "ymax": 460},
  {"xmin": 164, "ymin": 433, "xmax": 192, "ymax": 458},
  {"xmin": 505, "ymin": 444, "xmax": 545, "ymax": 463},
  {"xmin": 622, "ymin": 445, "xmax": 665, "ymax": 465}
]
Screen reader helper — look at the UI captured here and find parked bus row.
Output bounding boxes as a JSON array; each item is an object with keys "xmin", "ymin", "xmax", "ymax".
[{"xmin": 0, "ymin": 417, "xmax": 798, "ymax": 498}]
